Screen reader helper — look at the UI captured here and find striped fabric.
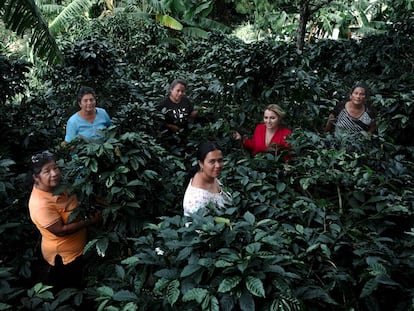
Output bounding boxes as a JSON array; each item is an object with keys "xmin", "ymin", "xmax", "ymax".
[{"xmin": 333, "ymin": 102, "xmax": 375, "ymax": 134}]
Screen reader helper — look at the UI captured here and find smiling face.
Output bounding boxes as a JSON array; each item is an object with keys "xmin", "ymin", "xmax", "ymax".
[
  {"xmin": 169, "ymin": 83, "xmax": 186, "ymax": 104},
  {"xmin": 349, "ymin": 87, "xmax": 367, "ymax": 106},
  {"xmin": 33, "ymin": 160, "xmax": 61, "ymax": 192},
  {"xmin": 263, "ymin": 109, "xmax": 280, "ymax": 130},
  {"xmin": 79, "ymin": 93, "xmax": 96, "ymax": 114},
  {"xmin": 199, "ymin": 149, "xmax": 224, "ymax": 179}
]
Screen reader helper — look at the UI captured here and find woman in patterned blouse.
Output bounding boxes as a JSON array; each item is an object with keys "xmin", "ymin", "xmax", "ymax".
[{"xmin": 183, "ymin": 142, "xmax": 232, "ymax": 216}]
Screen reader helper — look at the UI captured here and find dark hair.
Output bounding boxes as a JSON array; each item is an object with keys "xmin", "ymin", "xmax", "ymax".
[
  {"xmin": 185, "ymin": 142, "xmax": 222, "ymax": 183},
  {"xmin": 197, "ymin": 141, "xmax": 221, "ymax": 162},
  {"xmin": 76, "ymin": 86, "xmax": 96, "ymax": 104},
  {"xmin": 350, "ymin": 82, "xmax": 369, "ymax": 97},
  {"xmin": 31, "ymin": 150, "xmax": 56, "ymax": 175},
  {"xmin": 169, "ymin": 79, "xmax": 187, "ymax": 91}
]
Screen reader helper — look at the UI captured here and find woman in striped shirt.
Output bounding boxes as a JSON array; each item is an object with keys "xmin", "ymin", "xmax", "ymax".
[{"xmin": 325, "ymin": 83, "xmax": 377, "ymax": 136}]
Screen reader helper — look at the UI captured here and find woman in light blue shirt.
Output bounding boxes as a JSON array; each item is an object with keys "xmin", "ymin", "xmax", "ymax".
[{"xmin": 64, "ymin": 86, "xmax": 112, "ymax": 143}]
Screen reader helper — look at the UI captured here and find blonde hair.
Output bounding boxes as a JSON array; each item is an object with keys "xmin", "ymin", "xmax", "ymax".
[{"xmin": 266, "ymin": 104, "xmax": 285, "ymax": 118}]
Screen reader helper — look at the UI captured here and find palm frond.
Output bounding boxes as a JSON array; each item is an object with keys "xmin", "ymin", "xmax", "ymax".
[
  {"xmin": 147, "ymin": 0, "xmax": 165, "ymax": 14},
  {"xmin": 1, "ymin": 0, "xmax": 63, "ymax": 63},
  {"xmin": 48, "ymin": 0, "xmax": 94, "ymax": 34},
  {"xmin": 198, "ymin": 17, "xmax": 231, "ymax": 33},
  {"xmin": 38, "ymin": 4, "xmax": 64, "ymax": 16},
  {"xmin": 155, "ymin": 14, "xmax": 183, "ymax": 30},
  {"xmin": 181, "ymin": 26, "xmax": 209, "ymax": 39}
]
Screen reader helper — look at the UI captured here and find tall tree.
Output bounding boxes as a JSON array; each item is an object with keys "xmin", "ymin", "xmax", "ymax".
[{"xmin": 296, "ymin": 0, "xmax": 335, "ymax": 50}]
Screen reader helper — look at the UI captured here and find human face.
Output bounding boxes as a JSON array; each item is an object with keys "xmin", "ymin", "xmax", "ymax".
[
  {"xmin": 33, "ymin": 160, "xmax": 61, "ymax": 192},
  {"xmin": 79, "ymin": 93, "xmax": 96, "ymax": 113},
  {"xmin": 199, "ymin": 150, "xmax": 224, "ymax": 179},
  {"xmin": 350, "ymin": 87, "xmax": 367, "ymax": 106},
  {"xmin": 263, "ymin": 109, "xmax": 280, "ymax": 130},
  {"xmin": 169, "ymin": 83, "xmax": 186, "ymax": 103}
]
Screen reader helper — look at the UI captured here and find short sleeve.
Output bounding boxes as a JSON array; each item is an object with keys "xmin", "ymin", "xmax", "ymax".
[
  {"xmin": 34, "ymin": 201, "xmax": 61, "ymax": 228},
  {"xmin": 64, "ymin": 116, "xmax": 77, "ymax": 143},
  {"xmin": 102, "ymin": 108, "xmax": 112, "ymax": 126}
]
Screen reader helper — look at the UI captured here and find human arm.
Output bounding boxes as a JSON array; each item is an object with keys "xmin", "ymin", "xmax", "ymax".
[
  {"xmin": 325, "ymin": 102, "xmax": 343, "ymax": 132},
  {"xmin": 190, "ymin": 110, "xmax": 198, "ymax": 118},
  {"xmin": 232, "ymin": 130, "xmax": 255, "ymax": 152},
  {"xmin": 64, "ymin": 117, "xmax": 77, "ymax": 143},
  {"xmin": 242, "ymin": 124, "xmax": 263, "ymax": 151},
  {"xmin": 101, "ymin": 108, "xmax": 112, "ymax": 126},
  {"xmin": 367, "ymin": 120, "xmax": 377, "ymax": 134},
  {"xmin": 325, "ymin": 113, "xmax": 335, "ymax": 132},
  {"xmin": 45, "ymin": 211, "xmax": 102, "ymax": 237},
  {"xmin": 233, "ymin": 131, "xmax": 242, "ymax": 140},
  {"xmin": 166, "ymin": 123, "xmax": 180, "ymax": 133},
  {"xmin": 366, "ymin": 106, "xmax": 377, "ymax": 134}
]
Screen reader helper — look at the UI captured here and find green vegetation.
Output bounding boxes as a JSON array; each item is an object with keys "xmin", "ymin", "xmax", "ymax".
[{"xmin": 1, "ymin": 1, "xmax": 414, "ymax": 310}]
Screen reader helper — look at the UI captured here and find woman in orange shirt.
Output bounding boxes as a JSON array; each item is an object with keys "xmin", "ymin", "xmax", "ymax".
[{"xmin": 28, "ymin": 150, "xmax": 102, "ymax": 290}]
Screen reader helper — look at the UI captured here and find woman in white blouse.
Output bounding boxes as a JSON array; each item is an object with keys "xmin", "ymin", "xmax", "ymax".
[{"xmin": 183, "ymin": 142, "xmax": 232, "ymax": 216}]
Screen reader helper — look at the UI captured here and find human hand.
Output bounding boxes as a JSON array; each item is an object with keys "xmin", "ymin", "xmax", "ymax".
[
  {"xmin": 89, "ymin": 210, "xmax": 103, "ymax": 225},
  {"xmin": 168, "ymin": 124, "xmax": 180, "ymax": 133},
  {"xmin": 233, "ymin": 131, "xmax": 242, "ymax": 140}
]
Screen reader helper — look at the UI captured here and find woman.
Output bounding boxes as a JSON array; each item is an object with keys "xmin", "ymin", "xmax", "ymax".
[
  {"xmin": 64, "ymin": 86, "xmax": 112, "ymax": 143},
  {"xmin": 325, "ymin": 83, "xmax": 376, "ymax": 135},
  {"xmin": 28, "ymin": 150, "xmax": 102, "ymax": 290},
  {"xmin": 183, "ymin": 142, "xmax": 232, "ymax": 216},
  {"xmin": 234, "ymin": 104, "xmax": 292, "ymax": 157},
  {"xmin": 158, "ymin": 79, "xmax": 198, "ymax": 134}
]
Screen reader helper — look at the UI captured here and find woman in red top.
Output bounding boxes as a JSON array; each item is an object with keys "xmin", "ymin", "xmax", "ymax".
[{"xmin": 234, "ymin": 104, "xmax": 292, "ymax": 157}]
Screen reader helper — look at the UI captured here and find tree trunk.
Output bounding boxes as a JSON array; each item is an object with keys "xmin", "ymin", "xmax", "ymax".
[{"xmin": 297, "ymin": 0, "xmax": 310, "ymax": 50}]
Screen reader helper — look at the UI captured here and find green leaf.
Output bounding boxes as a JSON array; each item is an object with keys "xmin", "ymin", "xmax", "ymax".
[
  {"xmin": 306, "ymin": 243, "xmax": 320, "ymax": 253},
  {"xmin": 182, "ymin": 26, "xmax": 209, "ymax": 39},
  {"xmin": 115, "ymin": 265, "xmax": 125, "ymax": 280},
  {"xmin": 112, "ymin": 290, "xmax": 137, "ymax": 302},
  {"xmin": 239, "ymin": 293, "xmax": 255, "ymax": 311},
  {"xmin": 182, "ymin": 288, "xmax": 209, "ymax": 303},
  {"xmin": 243, "ymin": 211, "xmax": 255, "ymax": 225},
  {"xmin": 276, "ymin": 182, "xmax": 286, "ymax": 193},
  {"xmin": 246, "ymin": 242, "xmax": 261, "ymax": 254},
  {"xmin": 167, "ymin": 280, "xmax": 180, "ymax": 306},
  {"xmin": 97, "ymin": 286, "xmax": 114, "ymax": 297},
  {"xmin": 155, "ymin": 14, "xmax": 183, "ymax": 30},
  {"xmin": 207, "ymin": 295, "xmax": 220, "ymax": 311},
  {"xmin": 106, "ymin": 175, "xmax": 115, "ymax": 187},
  {"xmin": 96, "ymin": 237, "xmax": 109, "ymax": 257},
  {"xmin": 121, "ymin": 302, "xmax": 138, "ymax": 311},
  {"xmin": 126, "ymin": 180, "xmax": 144, "ymax": 186},
  {"xmin": 177, "ymin": 247, "xmax": 193, "ymax": 261},
  {"xmin": 352, "ymin": 191, "xmax": 365, "ymax": 202},
  {"xmin": 121, "ymin": 256, "xmax": 139, "ymax": 266},
  {"xmin": 89, "ymin": 158, "xmax": 98, "ymax": 172},
  {"xmin": 180, "ymin": 264, "xmax": 201, "ymax": 277},
  {"xmin": 83, "ymin": 239, "xmax": 98, "ymax": 254},
  {"xmin": 246, "ymin": 276, "xmax": 265, "ymax": 297},
  {"xmin": 215, "ymin": 260, "xmax": 232, "ymax": 268},
  {"xmin": 48, "ymin": 0, "xmax": 94, "ymax": 34},
  {"xmin": 360, "ymin": 278, "xmax": 378, "ymax": 298},
  {"xmin": 218, "ymin": 276, "xmax": 242, "ymax": 293},
  {"xmin": 116, "ymin": 166, "xmax": 130, "ymax": 174}
]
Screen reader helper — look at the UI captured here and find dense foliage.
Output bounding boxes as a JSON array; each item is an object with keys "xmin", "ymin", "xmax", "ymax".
[{"xmin": 1, "ymin": 12, "xmax": 414, "ymax": 311}]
